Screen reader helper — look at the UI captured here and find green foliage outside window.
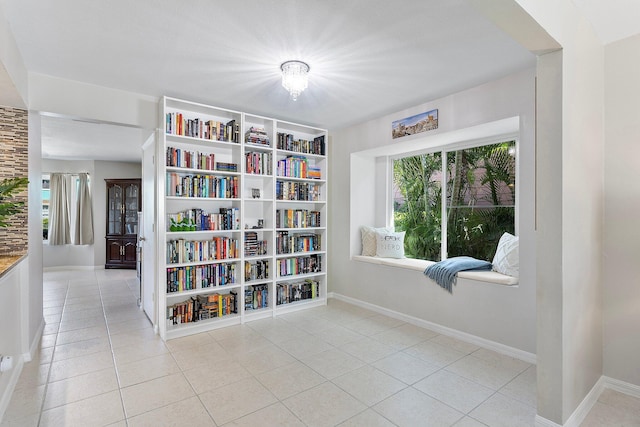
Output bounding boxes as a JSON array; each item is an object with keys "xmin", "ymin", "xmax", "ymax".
[{"xmin": 394, "ymin": 141, "xmax": 515, "ymax": 261}]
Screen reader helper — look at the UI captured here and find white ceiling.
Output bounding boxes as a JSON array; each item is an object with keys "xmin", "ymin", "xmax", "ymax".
[
  {"xmin": 40, "ymin": 115, "xmax": 150, "ymax": 162},
  {"xmin": 571, "ymin": 0, "xmax": 640, "ymax": 45},
  {"xmin": 3, "ymin": 1, "xmax": 640, "ymax": 162}
]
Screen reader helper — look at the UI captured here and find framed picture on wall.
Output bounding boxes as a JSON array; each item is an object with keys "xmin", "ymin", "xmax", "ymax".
[{"xmin": 392, "ymin": 109, "xmax": 438, "ymax": 139}]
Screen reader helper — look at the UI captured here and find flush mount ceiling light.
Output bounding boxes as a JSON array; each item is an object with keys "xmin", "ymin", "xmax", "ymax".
[{"xmin": 280, "ymin": 60, "xmax": 310, "ymax": 101}]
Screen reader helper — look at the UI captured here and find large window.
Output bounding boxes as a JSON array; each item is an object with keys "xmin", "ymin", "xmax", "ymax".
[{"xmin": 393, "ymin": 140, "xmax": 516, "ymax": 261}]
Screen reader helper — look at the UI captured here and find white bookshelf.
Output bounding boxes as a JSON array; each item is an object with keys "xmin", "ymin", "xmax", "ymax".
[{"xmin": 157, "ymin": 97, "xmax": 328, "ymax": 340}]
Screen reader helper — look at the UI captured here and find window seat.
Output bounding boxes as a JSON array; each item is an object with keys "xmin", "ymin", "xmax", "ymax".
[{"xmin": 352, "ymin": 255, "xmax": 518, "ymax": 286}]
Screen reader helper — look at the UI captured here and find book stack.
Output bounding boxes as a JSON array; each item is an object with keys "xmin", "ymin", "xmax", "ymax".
[
  {"xmin": 215, "ymin": 162, "xmax": 238, "ymax": 172},
  {"xmin": 166, "ymin": 147, "xmax": 216, "ymax": 170},
  {"xmin": 276, "ymin": 133, "xmax": 325, "ymax": 155},
  {"xmin": 167, "ymin": 291, "xmax": 237, "ymax": 325},
  {"xmin": 244, "ymin": 259, "xmax": 269, "ymax": 282},
  {"xmin": 307, "ymin": 166, "xmax": 321, "ymax": 180},
  {"xmin": 276, "ymin": 279, "xmax": 319, "ymax": 305},
  {"xmin": 244, "ymin": 232, "xmax": 268, "ymax": 257},
  {"xmin": 167, "ymin": 207, "xmax": 240, "ymax": 232},
  {"xmin": 245, "ymin": 126, "xmax": 270, "ymax": 146},
  {"xmin": 245, "ymin": 151, "xmax": 272, "ymax": 175},
  {"xmin": 165, "ymin": 113, "xmax": 240, "ymax": 143},
  {"xmin": 166, "ymin": 237, "xmax": 238, "ymax": 264},
  {"xmin": 276, "ymin": 181, "xmax": 321, "ymax": 201},
  {"xmin": 276, "ymin": 209, "xmax": 321, "ymax": 229},
  {"xmin": 166, "ymin": 173, "xmax": 239, "ymax": 198},
  {"xmin": 276, "ymin": 254, "xmax": 321, "ymax": 277},
  {"xmin": 166, "ymin": 262, "xmax": 237, "ymax": 293},
  {"xmin": 276, "ymin": 156, "xmax": 308, "ymax": 178},
  {"xmin": 245, "ymin": 284, "xmax": 268, "ymax": 311},
  {"xmin": 276, "ymin": 232, "xmax": 321, "ymax": 254}
]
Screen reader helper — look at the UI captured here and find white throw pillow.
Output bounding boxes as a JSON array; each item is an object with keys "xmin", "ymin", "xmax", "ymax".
[
  {"xmin": 375, "ymin": 230, "xmax": 406, "ymax": 259},
  {"xmin": 492, "ymin": 232, "xmax": 519, "ymax": 277},
  {"xmin": 361, "ymin": 226, "xmax": 393, "ymax": 256}
]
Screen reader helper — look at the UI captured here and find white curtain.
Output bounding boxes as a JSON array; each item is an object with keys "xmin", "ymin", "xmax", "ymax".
[
  {"xmin": 48, "ymin": 173, "xmax": 71, "ymax": 245},
  {"xmin": 74, "ymin": 173, "xmax": 94, "ymax": 245}
]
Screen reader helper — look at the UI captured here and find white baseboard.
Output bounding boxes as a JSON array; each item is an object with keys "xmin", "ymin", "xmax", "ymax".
[
  {"xmin": 327, "ymin": 292, "xmax": 536, "ymax": 364},
  {"xmin": 23, "ymin": 318, "xmax": 45, "ymax": 363},
  {"xmin": 43, "ymin": 265, "xmax": 104, "ymax": 272},
  {"xmin": 562, "ymin": 376, "xmax": 605, "ymax": 427},
  {"xmin": 535, "ymin": 375, "xmax": 640, "ymax": 427},
  {"xmin": 603, "ymin": 376, "xmax": 640, "ymax": 399},
  {"xmin": 0, "ymin": 355, "xmax": 25, "ymax": 423}
]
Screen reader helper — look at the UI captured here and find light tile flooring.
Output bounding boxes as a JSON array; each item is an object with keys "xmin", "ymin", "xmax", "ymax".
[{"xmin": 1, "ymin": 269, "xmax": 638, "ymax": 426}]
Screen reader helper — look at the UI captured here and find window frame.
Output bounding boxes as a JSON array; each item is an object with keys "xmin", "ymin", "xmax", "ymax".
[{"xmin": 389, "ymin": 136, "xmax": 519, "ymax": 261}]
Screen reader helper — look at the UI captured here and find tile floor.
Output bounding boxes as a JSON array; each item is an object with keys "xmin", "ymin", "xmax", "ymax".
[{"xmin": 1, "ymin": 269, "xmax": 638, "ymax": 426}]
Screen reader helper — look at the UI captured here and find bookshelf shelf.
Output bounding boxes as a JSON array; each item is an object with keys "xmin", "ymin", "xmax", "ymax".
[
  {"xmin": 166, "ymin": 134, "xmax": 240, "ymax": 148},
  {"xmin": 166, "ymin": 166, "xmax": 241, "ymax": 177},
  {"xmin": 157, "ymin": 96, "xmax": 328, "ymax": 340},
  {"xmin": 276, "ymin": 271, "xmax": 327, "ymax": 280},
  {"xmin": 166, "ymin": 284, "xmax": 242, "ymax": 299},
  {"xmin": 167, "ymin": 230, "xmax": 242, "ymax": 237},
  {"xmin": 275, "ymin": 250, "xmax": 326, "ymax": 259},
  {"xmin": 166, "ymin": 258, "xmax": 241, "ymax": 268}
]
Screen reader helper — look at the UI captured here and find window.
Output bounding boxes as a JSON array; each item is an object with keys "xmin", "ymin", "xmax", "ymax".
[
  {"xmin": 393, "ymin": 140, "xmax": 516, "ymax": 261},
  {"xmin": 46, "ymin": 172, "xmax": 94, "ymax": 245},
  {"xmin": 42, "ymin": 175, "xmax": 50, "ymax": 240}
]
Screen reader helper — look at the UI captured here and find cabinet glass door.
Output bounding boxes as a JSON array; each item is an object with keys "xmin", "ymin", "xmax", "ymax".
[
  {"xmin": 108, "ymin": 184, "xmax": 123, "ymax": 235},
  {"xmin": 124, "ymin": 183, "xmax": 139, "ymax": 235}
]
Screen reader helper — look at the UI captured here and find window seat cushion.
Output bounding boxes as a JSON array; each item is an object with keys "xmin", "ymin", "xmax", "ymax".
[{"xmin": 352, "ymin": 255, "xmax": 518, "ymax": 286}]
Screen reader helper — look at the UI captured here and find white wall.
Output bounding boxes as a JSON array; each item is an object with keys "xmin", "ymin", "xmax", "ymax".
[
  {"xmin": 330, "ymin": 68, "xmax": 537, "ymax": 353},
  {"xmin": 603, "ymin": 33, "xmax": 640, "ymax": 387},
  {"xmin": 42, "ymin": 159, "xmax": 141, "ymax": 269},
  {"xmin": 511, "ymin": 0, "xmax": 605, "ymax": 423}
]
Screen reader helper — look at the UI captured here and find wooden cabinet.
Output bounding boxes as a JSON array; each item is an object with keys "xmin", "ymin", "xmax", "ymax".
[{"xmin": 105, "ymin": 179, "xmax": 141, "ymax": 269}]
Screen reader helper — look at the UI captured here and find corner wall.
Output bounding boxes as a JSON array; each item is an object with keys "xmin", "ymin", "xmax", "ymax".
[
  {"xmin": 329, "ymin": 68, "xmax": 537, "ymax": 353},
  {"xmin": 603, "ymin": 33, "xmax": 640, "ymax": 388},
  {"xmin": 512, "ymin": 0, "xmax": 605, "ymax": 423}
]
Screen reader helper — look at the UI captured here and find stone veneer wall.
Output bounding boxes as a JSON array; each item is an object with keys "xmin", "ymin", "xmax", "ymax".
[{"xmin": 0, "ymin": 106, "xmax": 28, "ymax": 255}]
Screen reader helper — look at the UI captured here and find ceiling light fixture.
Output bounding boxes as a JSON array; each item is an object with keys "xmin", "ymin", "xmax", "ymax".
[{"xmin": 280, "ymin": 60, "xmax": 310, "ymax": 101}]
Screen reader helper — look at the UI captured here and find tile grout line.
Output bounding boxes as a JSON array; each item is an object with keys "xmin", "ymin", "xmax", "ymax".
[
  {"xmin": 98, "ymin": 271, "xmax": 134, "ymax": 427},
  {"xmin": 35, "ymin": 276, "xmax": 69, "ymax": 427}
]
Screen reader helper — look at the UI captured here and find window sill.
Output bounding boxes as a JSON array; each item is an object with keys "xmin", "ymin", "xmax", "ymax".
[{"xmin": 352, "ymin": 255, "xmax": 519, "ymax": 286}]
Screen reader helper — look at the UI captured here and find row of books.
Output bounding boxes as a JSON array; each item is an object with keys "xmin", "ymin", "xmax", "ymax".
[
  {"xmin": 165, "ymin": 113, "xmax": 240, "ymax": 143},
  {"xmin": 276, "ymin": 231, "xmax": 321, "ymax": 255},
  {"xmin": 276, "ymin": 156, "xmax": 321, "ymax": 179},
  {"xmin": 166, "ymin": 237, "xmax": 238, "ymax": 264},
  {"xmin": 216, "ymin": 162, "xmax": 238, "ymax": 172},
  {"xmin": 276, "ymin": 254, "xmax": 322, "ymax": 277},
  {"xmin": 167, "ymin": 291, "xmax": 238, "ymax": 326},
  {"xmin": 246, "ymin": 151, "xmax": 272, "ymax": 175},
  {"xmin": 245, "ymin": 284, "xmax": 268, "ymax": 310},
  {"xmin": 168, "ymin": 207, "xmax": 240, "ymax": 232},
  {"xmin": 245, "ymin": 126, "xmax": 270, "ymax": 146},
  {"xmin": 166, "ymin": 147, "xmax": 217, "ymax": 171},
  {"xmin": 277, "ymin": 133, "xmax": 325, "ymax": 156},
  {"xmin": 166, "ymin": 263, "xmax": 237, "ymax": 293},
  {"xmin": 276, "ymin": 279, "xmax": 320, "ymax": 305},
  {"xmin": 276, "ymin": 181, "xmax": 321, "ymax": 201},
  {"xmin": 276, "ymin": 209, "xmax": 322, "ymax": 229},
  {"xmin": 166, "ymin": 173, "xmax": 239, "ymax": 199},
  {"xmin": 245, "ymin": 259, "xmax": 269, "ymax": 281},
  {"xmin": 244, "ymin": 231, "xmax": 268, "ymax": 257}
]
